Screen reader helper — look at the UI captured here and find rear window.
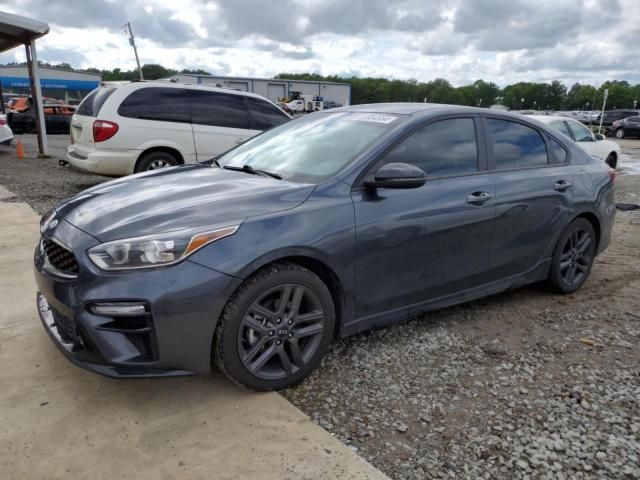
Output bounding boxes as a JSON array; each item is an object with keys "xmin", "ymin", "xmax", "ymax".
[
  {"xmin": 76, "ymin": 87, "xmax": 116, "ymax": 117},
  {"xmin": 118, "ymin": 87, "xmax": 189, "ymax": 123}
]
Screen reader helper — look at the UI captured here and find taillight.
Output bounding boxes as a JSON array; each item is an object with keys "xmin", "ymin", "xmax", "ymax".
[
  {"xmin": 0, "ymin": 117, "xmax": 6, "ymax": 126},
  {"xmin": 93, "ymin": 120, "xmax": 119, "ymax": 142},
  {"xmin": 608, "ymin": 168, "xmax": 617, "ymax": 182}
]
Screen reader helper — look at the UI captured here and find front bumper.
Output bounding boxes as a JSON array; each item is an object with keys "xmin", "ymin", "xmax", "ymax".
[{"xmin": 34, "ymin": 219, "xmax": 242, "ymax": 378}]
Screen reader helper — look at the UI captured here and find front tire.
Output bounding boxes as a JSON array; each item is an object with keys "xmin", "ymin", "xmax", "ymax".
[
  {"xmin": 546, "ymin": 219, "xmax": 596, "ymax": 294},
  {"xmin": 615, "ymin": 128, "xmax": 625, "ymax": 139},
  {"xmin": 214, "ymin": 262, "xmax": 335, "ymax": 391}
]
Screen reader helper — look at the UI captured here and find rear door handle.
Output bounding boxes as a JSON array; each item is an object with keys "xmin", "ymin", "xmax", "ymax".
[
  {"xmin": 234, "ymin": 137, "xmax": 248, "ymax": 145},
  {"xmin": 554, "ymin": 180, "xmax": 572, "ymax": 192},
  {"xmin": 466, "ymin": 191, "xmax": 492, "ymax": 205}
]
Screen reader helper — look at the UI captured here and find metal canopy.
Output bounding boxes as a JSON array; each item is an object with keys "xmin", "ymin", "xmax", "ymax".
[
  {"xmin": 0, "ymin": 11, "xmax": 50, "ymax": 156},
  {"xmin": 0, "ymin": 11, "xmax": 49, "ymax": 52}
]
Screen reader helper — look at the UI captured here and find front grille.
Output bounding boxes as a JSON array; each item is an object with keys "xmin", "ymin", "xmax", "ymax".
[
  {"xmin": 42, "ymin": 238, "xmax": 79, "ymax": 274},
  {"xmin": 50, "ymin": 306, "xmax": 78, "ymax": 343}
]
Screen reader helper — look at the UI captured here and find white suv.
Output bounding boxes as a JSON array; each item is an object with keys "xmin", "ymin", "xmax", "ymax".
[{"xmin": 67, "ymin": 81, "xmax": 291, "ymax": 176}]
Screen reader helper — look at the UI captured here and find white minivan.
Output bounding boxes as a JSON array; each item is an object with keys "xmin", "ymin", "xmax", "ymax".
[{"xmin": 67, "ymin": 81, "xmax": 291, "ymax": 176}]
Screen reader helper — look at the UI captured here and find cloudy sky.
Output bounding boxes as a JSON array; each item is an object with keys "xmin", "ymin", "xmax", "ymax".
[{"xmin": 1, "ymin": 0, "xmax": 638, "ymax": 86}]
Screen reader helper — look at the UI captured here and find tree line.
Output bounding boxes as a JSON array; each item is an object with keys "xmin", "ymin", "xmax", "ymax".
[{"xmin": 4, "ymin": 62, "xmax": 639, "ymax": 110}]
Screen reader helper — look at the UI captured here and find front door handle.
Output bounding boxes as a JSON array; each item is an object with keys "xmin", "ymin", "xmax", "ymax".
[
  {"xmin": 234, "ymin": 137, "xmax": 248, "ymax": 145},
  {"xmin": 554, "ymin": 180, "xmax": 572, "ymax": 192},
  {"xmin": 466, "ymin": 191, "xmax": 492, "ymax": 205}
]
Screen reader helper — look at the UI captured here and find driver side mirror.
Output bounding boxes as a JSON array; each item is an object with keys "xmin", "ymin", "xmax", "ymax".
[
  {"xmin": 364, "ymin": 162, "xmax": 427, "ymax": 189},
  {"xmin": 594, "ymin": 133, "xmax": 605, "ymax": 141}
]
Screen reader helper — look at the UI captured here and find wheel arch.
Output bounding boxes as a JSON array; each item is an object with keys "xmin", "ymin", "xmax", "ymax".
[
  {"xmin": 234, "ymin": 249, "xmax": 350, "ymax": 337},
  {"xmin": 572, "ymin": 211, "xmax": 601, "ymax": 251},
  {"xmin": 605, "ymin": 151, "xmax": 618, "ymax": 169},
  {"xmin": 135, "ymin": 146, "xmax": 185, "ymax": 170}
]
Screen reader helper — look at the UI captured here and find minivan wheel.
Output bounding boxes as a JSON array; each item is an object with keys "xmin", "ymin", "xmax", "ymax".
[
  {"xmin": 546, "ymin": 218, "xmax": 596, "ymax": 294},
  {"xmin": 135, "ymin": 151, "xmax": 179, "ymax": 173},
  {"xmin": 214, "ymin": 262, "xmax": 335, "ymax": 391},
  {"xmin": 615, "ymin": 128, "xmax": 625, "ymax": 139}
]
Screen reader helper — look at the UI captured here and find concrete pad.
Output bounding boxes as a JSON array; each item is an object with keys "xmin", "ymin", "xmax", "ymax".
[{"xmin": 0, "ymin": 189, "xmax": 388, "ymax": 480}]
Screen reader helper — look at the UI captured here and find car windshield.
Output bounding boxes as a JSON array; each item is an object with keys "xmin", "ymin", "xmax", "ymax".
[{"xmin": 216, "ymin": 111, "xmax": 405, "ymax": 183}]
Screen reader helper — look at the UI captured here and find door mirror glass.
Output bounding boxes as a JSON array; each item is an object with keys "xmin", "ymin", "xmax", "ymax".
[
  {"xmin": 364, "ymin": 162, "xmax": 426, "ymax": 189},
  {"xmin": 594, "ymin": 133, "xmax": 605, "ymax": 141}
]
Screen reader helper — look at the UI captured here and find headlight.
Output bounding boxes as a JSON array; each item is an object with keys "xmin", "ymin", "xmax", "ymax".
[
  {"xmin": 87, "ymin": 225, "xmax": 238, "ymax": 270},
  {"xmin": 40, "ymin": 208, "xmax": 57, "ymax": 234}
]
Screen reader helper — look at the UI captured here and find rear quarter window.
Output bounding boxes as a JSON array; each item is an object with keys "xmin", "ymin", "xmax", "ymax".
[{"xmin": 76, "ymin": 88, "xmax": 116, "ymax": 117}]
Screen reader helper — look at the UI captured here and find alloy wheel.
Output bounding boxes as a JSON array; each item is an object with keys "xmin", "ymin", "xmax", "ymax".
[
  {"xmin": 148, "ymin": 159, "xmax": 170, "ymax": 170},
  {"xmin": 559, "ymin": 228, "xmax": 592, "ymax": 288},
  {"xmin": 237, "ymin": 284, "xmax": 325, "ymax": 380},
  {"xmin": 616, "ymin": 128, "xmax": 625, "ymax": 138}
]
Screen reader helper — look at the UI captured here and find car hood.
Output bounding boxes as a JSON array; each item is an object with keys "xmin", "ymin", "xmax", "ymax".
[{"xmin": 56, "ymin": 165, "xmax": 315, "ymax": 242}]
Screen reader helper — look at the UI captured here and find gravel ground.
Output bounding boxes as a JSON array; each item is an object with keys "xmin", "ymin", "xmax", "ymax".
[{"xmin": 2, "ymin": 133, "xmax": 640, "ymax": 479}]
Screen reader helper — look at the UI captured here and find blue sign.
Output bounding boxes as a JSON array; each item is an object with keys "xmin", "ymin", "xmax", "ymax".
[{"xmin": 0, "ymin": 76, "xmax": 99, "ymax": 91}]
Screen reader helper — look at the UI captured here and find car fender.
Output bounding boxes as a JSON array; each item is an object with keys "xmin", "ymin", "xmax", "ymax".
[{"xmin": 134, "ymin": 138, "xmax": 196, "ymax": 164}]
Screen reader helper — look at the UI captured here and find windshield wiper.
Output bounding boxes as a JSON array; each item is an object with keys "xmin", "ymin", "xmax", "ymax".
[{"xmin": 222, "ymin": 164, "xmax": 282, "ymax": 180}]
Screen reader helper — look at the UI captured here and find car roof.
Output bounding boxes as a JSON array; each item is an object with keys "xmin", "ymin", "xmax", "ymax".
[
  {"xmin": 336, "ymin": 103, "xmax": 494, "ymax": 116},
  {"xmin": 97, "ymin": 80, "xmax": 272, "ymax": 102}
]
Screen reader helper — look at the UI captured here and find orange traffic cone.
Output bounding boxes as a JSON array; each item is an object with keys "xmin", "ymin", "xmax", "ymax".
[{"xmin": 16, "ymin": 139, "xmax": 25, "ymax": 159}]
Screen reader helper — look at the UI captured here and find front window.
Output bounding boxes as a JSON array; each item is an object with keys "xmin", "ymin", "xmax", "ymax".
[{"xmin": 217, "ymin": 112, "xmax": 404, "ymax": 183}]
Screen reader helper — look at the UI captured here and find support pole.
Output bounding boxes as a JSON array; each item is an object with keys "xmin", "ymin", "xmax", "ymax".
[{"xmin": 25, "ymin": 40, "xmax": 48, "ymax": 157}]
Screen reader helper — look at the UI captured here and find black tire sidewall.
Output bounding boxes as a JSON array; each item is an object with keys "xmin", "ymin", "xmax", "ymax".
[
  {"xmin": 549, "ymin": 218, "xmax": 596, "ymax": 293},
  {"xmin": 215, "ymin": 264, "xmax": 335, "ymax": 391},
  {"xmin": 135, "ymin": 151, "xmax": 179, "ymax": 173}
]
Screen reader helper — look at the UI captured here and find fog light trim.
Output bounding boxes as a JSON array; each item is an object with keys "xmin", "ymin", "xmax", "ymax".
[{"xmin": 90, "ymin": 303, "xmax": 147, "ymax": 316}]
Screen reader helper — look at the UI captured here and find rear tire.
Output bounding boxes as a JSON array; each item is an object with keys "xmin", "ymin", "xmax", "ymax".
[
  {"xmin": 615, "ymin": 128, "xmax": 625, "ymax": 139},
  {"xmin": 214, "ymin": 262, "xmax": 335, "ymax": 391},
  {"xmin": 134, "ymin": 150, "xmax": 179, "ymax": 173},
  {"xmin": 546, "ymin": 218, "xmax": 597, "ymax": 294}
]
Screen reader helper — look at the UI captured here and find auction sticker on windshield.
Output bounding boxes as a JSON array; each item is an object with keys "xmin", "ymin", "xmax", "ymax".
[{"xmin": 349, "ymin": 113, "xmax": 398, "ymax": 124}]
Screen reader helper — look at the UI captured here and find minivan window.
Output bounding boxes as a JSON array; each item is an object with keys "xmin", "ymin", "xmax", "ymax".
[
  {"xmin": 382, "ymin": 118, "xmax": 478, "ymax": 176},
  {"xmin": 76, "ymin": 87, "xmax": 116, "ymax": 117},
  {"xmin": 118, "ymin": 87, "xmax": 189, "ymax": 123},
  {"xmin": 246, "ymin": 97, "xmax": 290, "ymax": 130},
  {"xmin": 488, "ymin": 118, "xmax": 548, "ymax": 169},
  {"xmin": 189, "ymin": 90, "xmax": 249, "ymax": 130}
]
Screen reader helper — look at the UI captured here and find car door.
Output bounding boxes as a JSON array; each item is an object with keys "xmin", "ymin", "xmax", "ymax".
[
  {"xmin": 626, "ymin": 116, "xmax": 640, "ymax": 136},
  {"xmin": 351, "ymin": 116, "xmax": 495, "ymax": 319},
  {"xmin": 188, "ymin": 90, "xmax": 253, "ymax": 161},
  {"xmin": 484, "ymin": 116, "xmax": 573, "ymax": 282}
]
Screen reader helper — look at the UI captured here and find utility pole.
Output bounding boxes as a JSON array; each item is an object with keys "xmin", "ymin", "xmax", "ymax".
[
  {"xmin": 123, "ymin": 22, "xmax": 143, "ymax": 80},
  {"xmin": 598, "ymin": 88, "xmax": 608, "ymax": 134}
]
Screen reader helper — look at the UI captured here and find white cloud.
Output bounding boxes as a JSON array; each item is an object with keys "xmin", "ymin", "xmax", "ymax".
[{"xmin": 0, "ymin": 0, "xmax": 637, "ymax": 86}]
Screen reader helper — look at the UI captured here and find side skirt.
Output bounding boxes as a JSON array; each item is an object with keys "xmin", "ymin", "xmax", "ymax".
[{"xmin": 340, "ymin": 259, "xmax": 551, "ymax": 337}]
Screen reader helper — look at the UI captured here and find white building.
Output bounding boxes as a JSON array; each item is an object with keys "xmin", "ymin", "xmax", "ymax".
[{"xmin": 164, "ymin": 74, "xmax": 352, "ymax": 106}]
